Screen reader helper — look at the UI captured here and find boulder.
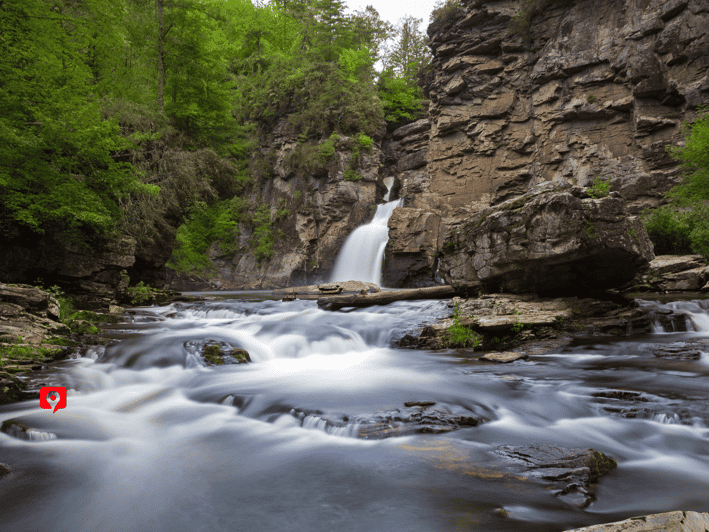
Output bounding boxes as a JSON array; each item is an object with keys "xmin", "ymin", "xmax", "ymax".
[
  {"xmin": 494, "ymin": 444, "xmax": 617, "ymax": 508},
  {"xmin": 564, "ymin": 511, "xmax": 709, "ymax": 532},
  {"xmin": 0, "ymin": 284, "xmax": 60, "ymax": 321},
  {"xmin": 481, "ymin": 351, "xmax": 527, "ymax": 363},
  {"xmin": 438, "ymin": 182, "xmax": 655, "ymax": 294}
]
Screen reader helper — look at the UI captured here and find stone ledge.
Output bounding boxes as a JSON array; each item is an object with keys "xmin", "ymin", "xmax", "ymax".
[{"xmin": 564, "ymin": 511, "xmax": 709, "ymax": 532}]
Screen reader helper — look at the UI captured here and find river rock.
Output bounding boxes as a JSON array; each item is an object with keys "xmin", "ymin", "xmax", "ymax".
[
  {"xmin": 564, "ymin": 511, "xmax": 709, "ymax": 532},
  {"xmin": 481, "ymin": 351, "xmax": 527, "ymax": 363},
  {"xmin": 291, "ymin": 403, "xmax": 488, "ymax": 440},
  {"xmin": 438, "ymin": 182, "xmax": 655, "ymax": 294},
  {"xmin": 0, "ymin": 462, "xmax": 10, "ymax": 480},
  {"xmin": 652, "ymin": 342, "xmax": 702, "ymax": 360},
  {"xmin": 191, "ymin": 340, "xmax": 251, "ymax": 365},
  {"xmin": 494, "ymin": 444, "xmax": 617, "ymax": 508}
]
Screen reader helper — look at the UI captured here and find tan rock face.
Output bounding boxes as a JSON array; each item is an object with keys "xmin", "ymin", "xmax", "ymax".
[
  {"xmin": 382, "ymin": 208, "xmax": 442, "ymax": 287},
  {"xmin": 205, "ymin": 128, "xmax": 387, "ymax": 290},
  {"xmin": 420, "ymin": 0, "xmax": 708, "ymax": 217},
  {"xmin": 438, "ymin": 182, "xmax": 655, "ymax": 293}
]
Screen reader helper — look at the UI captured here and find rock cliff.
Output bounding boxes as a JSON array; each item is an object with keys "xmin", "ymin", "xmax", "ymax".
[
  {"xmin": 202, "ymin": 124, "xmax": 389, "ymax": 290},
  {"xmin": 384, "ymin": 0, "xmax": 709, "ymax": 287}
]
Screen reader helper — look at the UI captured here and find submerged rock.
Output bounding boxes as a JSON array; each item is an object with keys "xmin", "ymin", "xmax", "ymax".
[
  {"xmin": 439, "ymin": 182, "xmax": 654, "ymax": 294},
  {"xmin": 494, "ymin": 444, "xmax": 617, "ymax": 508},
  {"xmin": 193, "ymin": 341, "xmax": 251, "ymax": 366}
]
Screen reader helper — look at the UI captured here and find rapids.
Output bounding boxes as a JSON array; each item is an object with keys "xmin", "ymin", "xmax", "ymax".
[{"xmin": 1, "ymin": 296, "xmax": 709, "ymax": 531}]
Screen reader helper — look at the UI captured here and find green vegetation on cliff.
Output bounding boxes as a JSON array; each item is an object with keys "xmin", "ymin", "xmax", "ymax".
[{"xmin": 643, "ymin": 109, "xmax": 709, "ymax": 258}]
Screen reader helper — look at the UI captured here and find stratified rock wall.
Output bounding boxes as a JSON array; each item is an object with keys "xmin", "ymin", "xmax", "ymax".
[
  {"xmin": 203, "ymin": 125, "xmax": 388, "ymax": 290},
  {"xmin": 384, "ymin": 0, "xmax": 708, "ymax": 287},
  {"xmin": 422, "ymin": 0, "xmax": 708, "ymax": 214}
]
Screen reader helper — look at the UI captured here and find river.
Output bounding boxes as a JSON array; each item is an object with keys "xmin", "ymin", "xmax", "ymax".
[{"xmin": 1, "ymin": 296, "xmax": 708, "ymax": 531}]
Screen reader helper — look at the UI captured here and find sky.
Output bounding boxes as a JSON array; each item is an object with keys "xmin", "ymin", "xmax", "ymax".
[{"xmin": 343, "ymin": 0, "xmax": 438, "ymax": 31}]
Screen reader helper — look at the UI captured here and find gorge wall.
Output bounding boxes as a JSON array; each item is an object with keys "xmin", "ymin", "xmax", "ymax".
[{"xmin": 383, "ymin": 0, "xmax": 709, "ymax": 287}]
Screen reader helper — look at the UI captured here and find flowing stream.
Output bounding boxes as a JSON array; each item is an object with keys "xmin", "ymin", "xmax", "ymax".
[{"xmin": 1, "ymin": 297, "xmax": 709, "ymax": 531}]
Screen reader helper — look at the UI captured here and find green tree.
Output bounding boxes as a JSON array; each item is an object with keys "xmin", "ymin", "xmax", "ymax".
[
  {"xmin": 383, "ymin": 15, "xmax": 430, "ymax": 80},
  {"xmin": 643, "ymin": 109, "xmax": 709, "ymax": 258},
  {"xmin": 0, "ymin": 0, "xmax": 154, "ymax": 241}
]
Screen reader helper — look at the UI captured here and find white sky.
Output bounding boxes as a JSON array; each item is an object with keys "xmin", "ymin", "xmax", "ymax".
[{"xmin": 343, "ymin": 0, "xmax": 438, "ymax": 31}]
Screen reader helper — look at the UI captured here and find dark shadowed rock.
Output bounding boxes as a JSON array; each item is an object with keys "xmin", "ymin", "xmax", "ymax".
[
  {"xmin": 439, "ymin": 182, "xmax": 655, "ymax": 294},
  {"xmin": 291, "ymin": 403, "xmax": 488, "ymax": 439},
  {"xmin": 382, "ymin": 208, "xmax": 442, "ymax": 288},
  {"xmin": 0, "ymin": 462, "xmax": 11, "ymax": 479},
  {"xmin": 494, "ymin": 444, "xmax": 617, "ymax": 508}
]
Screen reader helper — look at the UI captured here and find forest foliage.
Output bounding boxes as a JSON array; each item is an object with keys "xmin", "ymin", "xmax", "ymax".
[
  {"xmin": 643, "ymin": 108, "xmax": 709, "ymax": 258},
  {"xmin": 0, "ymin": 0, "xmax": 430, "ymax": 278}
]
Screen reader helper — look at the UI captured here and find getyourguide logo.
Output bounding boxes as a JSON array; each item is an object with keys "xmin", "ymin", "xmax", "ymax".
[{"xmin": 40, "ymin": 387, "xmax": 67, "ymax": 413}]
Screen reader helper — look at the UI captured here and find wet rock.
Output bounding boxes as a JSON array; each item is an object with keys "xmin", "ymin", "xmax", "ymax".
[
  {"xmin": 439, "ymin": 183, "xmax": 655, "ymax": 294},
  {"xmin": 652, "ymin": 342, "xmax": 702, "ymax": 360},
  {"xmin": 291, "ymin": 403, "xmax": 487, "ymax": 440},
  {"xmin": 191, "ymin": 340, "xmax": 251, "ymax": 366},
  {"xmin": 494, "ymin": 444, "xmax": 617, "ymax": 508},
  {"xmin": 481, "ymin": 352, "xmax": 528, "ymax": 363},
  {"xmin": 564, "ymin": 510, "xmax": 709, "ymax": 532},
  {"xmin": 592, "ymin": 390, "xmax": 648, "ymax": 402},
  {"xmin": 0, "ymin": 462, "xmax": 10, "ymax": 480},
  {"xmin": 1, "ymin": 420, "xmax": 57, "ymax": 441}
]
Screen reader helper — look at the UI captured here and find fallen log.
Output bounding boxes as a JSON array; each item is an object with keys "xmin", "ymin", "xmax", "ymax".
[{"xmin": 317, "ymin": 285, "xmax": 457, "ymax": 311}]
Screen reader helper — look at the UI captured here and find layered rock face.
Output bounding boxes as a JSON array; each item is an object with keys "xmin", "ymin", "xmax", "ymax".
[
  {"xmin": 383, "ymin": 0, "xmax": 708, "ymax": 288},
  {"xmin": 422, "ymin": 0, "xmax": 708, "ymax": 214},
  {"xmin": 0, "ymin": 237, "xmax": 135, "ymax": 308},
  {"xmin": 202, "ymin": 125, "xmax": 388, "ymax": 290},
  {"xmin": 438, "ymin": 182, "xmax": 655, "ymax": 293}
]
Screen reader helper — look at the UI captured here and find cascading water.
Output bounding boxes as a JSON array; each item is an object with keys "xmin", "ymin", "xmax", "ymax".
[
  {"xmin": 2, "ymin": 297, "xmax": 709, "ymax": 531},
  {"xmin": 330, "ymin": 181, "xmax": 401, "ymax": 284}
]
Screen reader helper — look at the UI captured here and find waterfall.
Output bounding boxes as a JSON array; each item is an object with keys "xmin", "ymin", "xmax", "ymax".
[{"xmin": 330, "ymin": 191, "xmax": 401, "ymax": 286}]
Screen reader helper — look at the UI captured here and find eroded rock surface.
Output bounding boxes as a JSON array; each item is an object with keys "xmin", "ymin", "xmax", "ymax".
[
  {"xmin": 564, "ymin": 511, "xmax": 709, "ymax": 532},
  {"xmin": 494, "ymin": 444, "xmax": 617, "ymax": 508},
  {"xmin": 422, "ymin": 0, "xmax": 708, "ymax": 215},
  {"xmin": 439, "ymin": 182, "xmax": 655, "ymax": 293},
  {"xmin": 626, "ymin": 255, "xmax": 709, "ymax": 292},
  {"xmin": 290, "ymin": 402, "xmax": 488, "ymax": 440}
]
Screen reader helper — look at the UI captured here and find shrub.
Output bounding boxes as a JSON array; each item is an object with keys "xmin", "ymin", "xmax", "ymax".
[
  {"xmin": 643, "ymin": 108, "xmax": 709, "ymax": 258},
  {"xmin": 588, "ymin": 176, "xmax": 610, "ymax": 198},
  {"xmin": 253, "ymin": 204, "xmax": 275, "ymax": 263},
  {"xmin": 442, "ymin": 304, "xmax": 481, "ymax": 348},
  {"xmin": 126, "ymin": 281, "xmax": 156, "ymax": 305}
]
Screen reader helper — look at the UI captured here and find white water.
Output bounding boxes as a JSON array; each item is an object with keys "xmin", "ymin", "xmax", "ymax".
[
  {"xmin": 3, "ymin": 298, "xmax": 709, "ymax": 531},
  {"xmin": 329, "ymin": 198, "xmax": 402, "ymax": 285}
]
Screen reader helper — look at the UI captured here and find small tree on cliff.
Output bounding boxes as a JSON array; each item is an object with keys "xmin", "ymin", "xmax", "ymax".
[{"xmin": 643, "ymin": 108, "xmax": 709, "ymax": 257}]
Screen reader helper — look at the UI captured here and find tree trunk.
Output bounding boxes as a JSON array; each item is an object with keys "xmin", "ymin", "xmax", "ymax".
[{"xmin": 317, "ymin": 286, "xmax": 457, "ymax": 311}]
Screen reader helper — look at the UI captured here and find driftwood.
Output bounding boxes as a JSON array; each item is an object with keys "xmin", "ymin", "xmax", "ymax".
[{"xmin": 317, "ymin": 285, "xmax": 456, "ymax": 311}]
